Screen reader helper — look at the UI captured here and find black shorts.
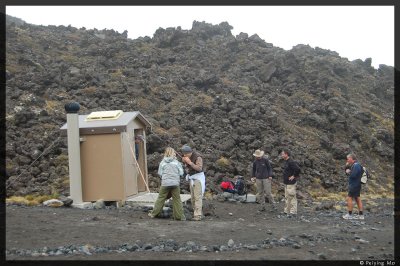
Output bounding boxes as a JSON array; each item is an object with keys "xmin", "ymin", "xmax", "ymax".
[{"xmin": 348, "ymin": 185, "xmax": 361, "ymax": 198}]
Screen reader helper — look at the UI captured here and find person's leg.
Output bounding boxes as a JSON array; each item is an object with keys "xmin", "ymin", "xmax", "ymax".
[
  {"xmin": 284, "ymin": 185, "xmax": 289, "ymax": 214},
  {"xmin": 285, "ymin": 184, "xmax": 295, "ymax": 214},
  {"xmin": 190, "ymin": 180, "xmax": 195, "ymax": 210},
  {"xmin": 255, "ymin": 179, "xmax": 263, "ymax": 204},
  {"xmin": 256, "ymin": 179, "xmax": 262, "ymax": 203},
  {"xmin": 151, "ymin": 186, "xmax": 169, "ymax": 217},
  {"xmin": 355, "ymin": 197, "xmax": 363, "ymax": 213},
  {"xmin": 171, "ymin": 186, "xmax": 185, "ymax": 220},
  {"xmin": 289, "ymin": 184, "xmax": 297, "ymax": 214},
  {"xmin": 192, "ymin": 179, "xmax": 203, "ymax": 219},
  {"xmin": 265, "ymin": 179, "xmax": 275, "ymax": 204},
  {"xmin": 261, "ymin": 179, "xmax": 268, "ymax": 202},
  {"xmin": 342, "ymin": 189, "xmax": 356, "ymax": 219},
  {"xmin": 346, "ymin": 196, "xmax": 353, "ymax": 213}
]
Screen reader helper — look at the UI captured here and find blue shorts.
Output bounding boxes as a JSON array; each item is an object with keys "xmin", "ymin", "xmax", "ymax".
[{"xmin": 348, "ymin": 185, "xmax": 361, "ymax": 198}]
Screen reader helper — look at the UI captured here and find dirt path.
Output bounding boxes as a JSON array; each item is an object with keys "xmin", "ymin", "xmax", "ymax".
[{"xmin": 5, "ymin": 198, "xmax": 395, "ymax": 261}]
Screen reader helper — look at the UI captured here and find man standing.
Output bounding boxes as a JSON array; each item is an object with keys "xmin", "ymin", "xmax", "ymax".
[
  {"xmin": 251, "ymin": 149, "xmax": 275, "ymax": 211},
  {"xmin": 280, "ymin": 149, "xmax": 300, "ymax": 217},
  {"xmin": 181, "ymin": 145, "xmax": 205, "ymax": 221},
  {"xmin": 342, "ymin": 153, "xmax": 364, "ymax": 220}
]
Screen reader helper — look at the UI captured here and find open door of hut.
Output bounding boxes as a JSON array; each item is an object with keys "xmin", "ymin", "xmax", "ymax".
[{"xmin": 134, "ymin": 129, "xmax": 148, "ymax": 192}]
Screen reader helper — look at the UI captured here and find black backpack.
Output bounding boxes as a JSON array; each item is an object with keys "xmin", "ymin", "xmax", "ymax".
[{"xmin": 234, "ymin": 176, "xmax": 247, "ymax": 196}]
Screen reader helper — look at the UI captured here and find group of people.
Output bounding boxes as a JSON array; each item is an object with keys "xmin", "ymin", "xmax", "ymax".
[
  {"xmin": 252, "ymin": 149, "xmax": 365, "ymax": 220},
  {"xmin": 148, "ymin": 145, "xmax": 205, "ymax": 221},
  {"xmin": 251, "ymin": 148, "xmax": 300, "ymax": 216},
  {"xmin": 147, "ymin": 143, "xmax": 365, "ymax": 221}
]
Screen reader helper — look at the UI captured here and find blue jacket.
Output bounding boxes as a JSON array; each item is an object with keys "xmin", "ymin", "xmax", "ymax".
[{"xmin": 348, "ymin": 162, "xmax": 362, "ymax": 187}]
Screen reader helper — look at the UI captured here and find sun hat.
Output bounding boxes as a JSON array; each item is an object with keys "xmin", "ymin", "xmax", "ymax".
[{"xmin": 253, "ymin": 149, "xmax": 264, "ymax": 157}]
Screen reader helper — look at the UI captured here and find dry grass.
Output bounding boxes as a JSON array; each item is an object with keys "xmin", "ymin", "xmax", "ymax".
[
  {"xmin": 6, "ymin": 194, "xmax": 58, "ymax": 206},
  {"xmin": 238, "ymin": 85, "xmax": 252, "ymax": 96},
  {"xmin": 369, "ymin": 111, "xmax": 394, "ymax": 131},
  {"xmin": 220, "ymin": 77, "xmax": 235, "ymax": 86},
  {"xmin": 45, "ymin": 100, "xmax": 61, "ymax": 113},
  {"xmin": 81, "ymin": 86, "xmax": 97, "ymax": 94},
  {"xmin": 197, "ymin": 93, "xmax": 214, "ymax": 107},
  {"xmin": 153, "ymin": 125, "xmax": 169, "ymax": 135},
  {"xmin": 137, "ymin": 98, "xmax": 153, "ymax": 109},
  {"xmin": 167, "ymin": 126, "xmax": 181, "ymax": 136},
  {"xmin": 289, "ymin": 90, "xmax": 315, "ymax": 103},
  {"xmin": 110, "ymin": 69, "xmax": 124, "ymax": 79},
  {"xmin": 309, "ymin": 188, "xmax": 394, "ymax": 202},
  {"xmin": 216, "ymin": 156, "xmax": 230, "ymax": 168},
  {"xmin": 54, "ymin": 154, "xmax": 69, "ymax": 166}
]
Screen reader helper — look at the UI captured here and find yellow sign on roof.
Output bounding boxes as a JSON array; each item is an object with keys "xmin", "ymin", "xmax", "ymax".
[{"xmin": 85, "ymin": 110, "xmax": 123, "ymax": 121}]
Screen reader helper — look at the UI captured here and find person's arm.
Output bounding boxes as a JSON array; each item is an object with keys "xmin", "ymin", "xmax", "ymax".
[
  {"xmin": 157, "ymin": 161, "xmax": 164, "ymax": 177},
  {"xmin": 266, "ymin": 159, "xmax": 273, "ymax": 179},
  {"xmin": 288, "ymin": 160, "xmax": 300, "ymax": 180},
  {"xmin": 292, "ymin": 161, "xmax": 300, "ymax": 178},
  {"xmin": 177, "ymin": 161, "xmax": 184, "ymax": 177},
  {"xmin": 189, "ymin": 157, "xmax": 203, "ymax": 172},
  {"xmin": 349, "ymin": 163, "xmax": 362, "ymax": 180}
]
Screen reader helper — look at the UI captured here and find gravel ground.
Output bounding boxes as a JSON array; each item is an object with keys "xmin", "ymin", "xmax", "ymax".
[{"xmin": 5, "ymin": 197, "xmax": 396, "ymax": 261}]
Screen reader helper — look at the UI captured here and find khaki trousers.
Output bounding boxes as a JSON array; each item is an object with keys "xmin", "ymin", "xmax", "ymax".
[
  {"xmin": 255, "ymin": 178, "xmax": 275, "ymax": 205},
  {"xmin": 284, "ymin": 184, "xmax": 297, "ymax": 214},
  {"xmin": 190, "ymin": 179, "xmax": 203, "ymax": 219}
]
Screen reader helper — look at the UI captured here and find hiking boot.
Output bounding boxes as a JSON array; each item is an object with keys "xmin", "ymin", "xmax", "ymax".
[
  {"xmin": 342, "ymin": 213, "xmax": 354, "ymax": 220},
  {"xmin": 191, "ymin": 216, "xmax": 201, "ymax": 221}
]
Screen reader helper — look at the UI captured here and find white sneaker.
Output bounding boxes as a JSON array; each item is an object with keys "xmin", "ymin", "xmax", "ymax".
[
  {"xmin": 342, "ymin": 213, "xmax": 354, "ymax": 220},
  {"xmin": 357, "ymin": 215, "xmax": 365, "ymax": 220}
]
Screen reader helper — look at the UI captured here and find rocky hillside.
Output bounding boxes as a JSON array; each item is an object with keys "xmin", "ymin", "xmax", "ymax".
[{"xmin": 5, "ymin": 15, "xmax": 394, "ymax": 199}]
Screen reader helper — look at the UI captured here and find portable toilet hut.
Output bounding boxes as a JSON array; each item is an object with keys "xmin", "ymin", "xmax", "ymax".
[{"xmin": 60, "ymin": 108, "xmax": 152, "ymax": 203}]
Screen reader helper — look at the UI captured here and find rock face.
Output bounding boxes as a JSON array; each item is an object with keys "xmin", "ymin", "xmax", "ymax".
[{"xmin": 5, "ymin": 17, "xmax": 394, "ymax": 198}]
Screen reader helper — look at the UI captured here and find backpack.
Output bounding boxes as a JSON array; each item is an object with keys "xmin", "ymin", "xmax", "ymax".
[
  {"xmin": 220, "ymin": 181, "xmax": 234, "ymax": 191},
  {"xmin": 361, "ymin": 166, "xmax": 370, "ymax": 184},
  {"xmin": 234, "ymin": 176, "xmax": 247, "ymax": 196}
]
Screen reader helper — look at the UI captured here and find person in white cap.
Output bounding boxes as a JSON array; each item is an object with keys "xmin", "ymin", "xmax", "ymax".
[
  {"xmin": 251, "ymin": 149, "xmax": 275, "ymax": 211},
  {"xmin": 181, "ymin": 145, "xmax": 205, "ymax": 221}
]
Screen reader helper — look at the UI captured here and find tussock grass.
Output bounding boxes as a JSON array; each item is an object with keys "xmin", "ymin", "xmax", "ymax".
[
  {"xmin": 216, "ymin": 157, "xmax": 230, "ymax": 168},
  {"xmin": 81, "ymin": 86, "xmax": 97, "ymax": 94},
  {"xmin": 310, "ymin": 189, "xmax": 393, "ymax": 202},
  {"xmin": 6, "ymin": 194, "xmax": 59, "ymax": 206}
]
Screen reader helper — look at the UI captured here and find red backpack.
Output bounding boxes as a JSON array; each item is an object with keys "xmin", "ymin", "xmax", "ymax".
[{"xmin": 220, "ymin": 181, "xmax": 234, "ymax": 190}]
